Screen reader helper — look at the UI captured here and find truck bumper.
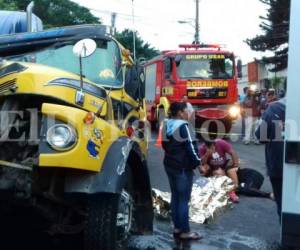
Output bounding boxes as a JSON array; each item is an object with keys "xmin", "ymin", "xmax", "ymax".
[{"xmin": 194, "ymin": 106, "xmax": 239, "ymax": 134}]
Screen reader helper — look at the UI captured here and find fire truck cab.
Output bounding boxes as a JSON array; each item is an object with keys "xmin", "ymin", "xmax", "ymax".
[{"xmin": 144, "ymin": 44, "xmax": 242, "ymax": 134}]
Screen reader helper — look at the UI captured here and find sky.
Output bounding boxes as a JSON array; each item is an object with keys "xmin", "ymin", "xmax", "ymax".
[{"xmin": 72, "ymin": 0, "xmax": 268, "ymax": 63}]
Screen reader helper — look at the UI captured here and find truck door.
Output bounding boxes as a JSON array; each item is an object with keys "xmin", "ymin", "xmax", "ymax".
[
  {"xmin": 162, "ymin": 57, "xmax": 174, "ymax": 98},
  {"xmin": 145, "ymin": 63, "xmax": 157, "ymax": 121},
  {"xmin": 282, "ymin": 0, "xmax": 300, "ymax": 248}
]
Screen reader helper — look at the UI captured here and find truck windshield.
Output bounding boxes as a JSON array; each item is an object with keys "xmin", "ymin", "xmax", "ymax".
[
  {"xmin": 176, "ymin": 54, "xmax": 234, "ymax": 80},
  {"xmin": 5, "ymin": 39, "xmax": 123, "ymax": 87}
]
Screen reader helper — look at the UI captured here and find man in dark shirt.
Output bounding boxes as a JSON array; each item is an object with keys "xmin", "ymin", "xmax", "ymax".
[{"xmin": 255, "ymin": 98, "xmax": 285, "ymax": 218}]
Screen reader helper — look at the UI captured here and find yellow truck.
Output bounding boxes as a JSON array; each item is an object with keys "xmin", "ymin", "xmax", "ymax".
[{"xmin": 0, "ymin": 24, "xmax": 153, "ymax": 249}]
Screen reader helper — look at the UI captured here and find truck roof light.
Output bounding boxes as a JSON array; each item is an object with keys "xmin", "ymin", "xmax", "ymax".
[{"xmin": 179, "ymin": 44, "xmax": 223, "ymax": 50}]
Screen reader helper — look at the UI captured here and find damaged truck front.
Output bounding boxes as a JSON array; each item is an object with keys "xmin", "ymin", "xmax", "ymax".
[{"xmin": 0, "ymin": 25, "xmax": 153, "ymax": 250}]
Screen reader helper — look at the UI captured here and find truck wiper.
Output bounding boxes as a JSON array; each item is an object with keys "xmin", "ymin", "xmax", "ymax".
[{"xmin": 186, "ymin": 77, "xmax": 205, "ymax": 80}]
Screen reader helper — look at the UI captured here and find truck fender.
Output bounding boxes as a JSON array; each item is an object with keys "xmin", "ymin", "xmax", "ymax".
[{"xmin": 64, "ymin": 137, "xmax": 133, "ymax": 195}]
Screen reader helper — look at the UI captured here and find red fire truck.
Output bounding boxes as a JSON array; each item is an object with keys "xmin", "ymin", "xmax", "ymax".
[{"xmin": 144, "ymin": 44, "xmax": 242, "ymax": 134}]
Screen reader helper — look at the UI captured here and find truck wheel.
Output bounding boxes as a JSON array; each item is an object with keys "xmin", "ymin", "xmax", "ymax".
[{"xmin": 84, "ymin": 190, "xmax": 133, "ymax": 250}]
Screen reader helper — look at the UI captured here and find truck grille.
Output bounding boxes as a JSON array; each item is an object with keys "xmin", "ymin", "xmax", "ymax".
[
  {"xmin": 187, "ymin": 87, "xmax": 227, "ymax": 99},
  {"xmin": 0, "ymin": 79, "xmax": 17, "ymax": 94}
]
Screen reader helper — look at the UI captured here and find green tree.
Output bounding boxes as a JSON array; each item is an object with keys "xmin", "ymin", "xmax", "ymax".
[
  {"xmin": 1, "ymin": 0, "xmax": 100, "ymax": 28},
  {"xmin": 246, "ymin": 0, "xmax": 290, "ymax": 71},
  {"xmin": 115, "ymin": 29, "xmax": 159, "ymax": 61},
  {"xmin": 0, "ymin": 0, "xmax": 17, "ymax": 10}
]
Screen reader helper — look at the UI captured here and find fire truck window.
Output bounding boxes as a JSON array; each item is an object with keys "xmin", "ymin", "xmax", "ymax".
[
  {"xmin": 176, "ymin": 55, "xmax": 234, "ymax": 80},
  {"xmin": 175, "ymin": 55, "xmax": 183, "ymax": 66},
  {"xmin": 225, "ymin": 58, "xmax": 234, "ymax": 77},
  {"xmin": 164, "ymin": 58, "xmax": 172, "ymax": 79}
]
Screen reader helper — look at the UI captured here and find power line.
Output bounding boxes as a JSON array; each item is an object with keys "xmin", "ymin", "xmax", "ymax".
[{"xmin": 89, "ymin": 7, "xmax": 180, "ymax": 24}]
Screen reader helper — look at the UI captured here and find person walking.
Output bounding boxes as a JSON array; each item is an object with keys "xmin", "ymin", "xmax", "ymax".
[
  {"xmin": 162, "ymin": 102, "xmax": 202, "ymax": 240},
  {"xmin": 255, "ymin": 98, "xmax": 286, "ymax": 219}
]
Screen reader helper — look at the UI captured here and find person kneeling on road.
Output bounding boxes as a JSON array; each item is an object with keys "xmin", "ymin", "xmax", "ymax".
[
  {"xmin": 162, "ymin": 102, "xmax": 202, "ymax": 241},
  {"xmin": 199, "ymin": 138, "xmax": 240, "ymax": 203}
]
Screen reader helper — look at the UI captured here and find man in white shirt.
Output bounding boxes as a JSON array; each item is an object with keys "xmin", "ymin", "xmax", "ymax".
[{"xmin": 182, "ymin": 96, "xmax": 195, "ymax": 123}]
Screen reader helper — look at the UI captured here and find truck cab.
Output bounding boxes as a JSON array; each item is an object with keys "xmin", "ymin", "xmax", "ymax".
[
  {"xmin": 145, "ymin": 44, "xmax": 241, "ymax": 134},
  {"xmin": 0, "ymin": 24, "xmax": 153, "ymax": 250}
]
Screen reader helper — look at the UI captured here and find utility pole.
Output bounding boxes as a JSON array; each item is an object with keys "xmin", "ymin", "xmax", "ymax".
[
  {"xmin": 110, "ymin": 12, "xmax": 117, "ymax": 35},
  {"xmin": 131, "ymin": 0, "xmax": 136, "ymax": 61},
  {"xmin": 195, "ymin": 0, "xmax": 200, "ymax": 44}
]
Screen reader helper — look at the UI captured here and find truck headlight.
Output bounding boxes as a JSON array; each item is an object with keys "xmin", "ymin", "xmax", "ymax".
[
  {"xmin": 229, "ymin": 106, "xmax": 240, "ymax": 118},
  {"xmin": 46, "ymin": 124, "xmax": 77, "ymax": 151},
  {"xmin": 249, "ymin": 84, "xmax": 257, "ymax": 92}
]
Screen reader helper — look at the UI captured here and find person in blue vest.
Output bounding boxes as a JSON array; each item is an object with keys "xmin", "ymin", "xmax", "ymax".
[
  {"xmin": 162, "ymin": 102, "xmax": 202, "ymax": 241},
  {"xmin": 255, "ymin": 98, "xmax": 285, "ymax": 219}
]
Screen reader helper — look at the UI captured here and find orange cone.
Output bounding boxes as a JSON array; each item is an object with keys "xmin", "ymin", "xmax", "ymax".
[{"xmin": 155, "ymin": 124, "xmax": 163, "ymax": 147}]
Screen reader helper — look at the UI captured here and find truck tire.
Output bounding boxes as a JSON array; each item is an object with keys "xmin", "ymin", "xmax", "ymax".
[
  {"xmin": 84, "ymin": 166, "xmax": 134, "ymax": 250},
  {"xmin": 84, "ymin": 194, "xmax": 117, "ymax": 250}
]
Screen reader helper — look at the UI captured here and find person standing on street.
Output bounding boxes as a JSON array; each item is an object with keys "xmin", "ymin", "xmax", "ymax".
[
  {"xmin": 243, "ymin": 87, "xmax": 260, "ymax": 144},
  {"xmin": 265, "ymin": 89, "xmax": 278, "ymax": 109},
  {"xmin": 255, "ymin": 98, "xmax": 286, "ymax": 219},
  {"xmin": 162, "ymin": 102, "xmax": 202, "ymax": 240},
  {"xmin": 259, "ymin": 88, "xmax": 268, "ymax": 115},
  {"xmin": 182, "ymin": 95, "xmax": 195, "ymax": 124},
  {"xmin": 240, "ymin": 87, "xmax": 249, "ymax": 140}
]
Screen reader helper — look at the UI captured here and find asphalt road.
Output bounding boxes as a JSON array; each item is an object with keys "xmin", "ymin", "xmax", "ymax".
[{"xmin": 128, "ymin": 119, "xmax": 282, "ymax": 250}]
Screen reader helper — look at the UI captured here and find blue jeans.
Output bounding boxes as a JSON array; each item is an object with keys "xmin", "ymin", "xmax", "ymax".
[{"xmin": 165, "ymin": 167, "xmax": 194, "ymax": 233}]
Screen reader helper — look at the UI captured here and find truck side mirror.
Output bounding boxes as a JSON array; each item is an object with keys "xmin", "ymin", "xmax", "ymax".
[{"xmin": 237, "ymin": 59, "xmax": 242, "ymax": 78}]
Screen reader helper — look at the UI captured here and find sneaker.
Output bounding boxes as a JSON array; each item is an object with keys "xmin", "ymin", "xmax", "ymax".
[{"xmin": 229, "ymin": 191, "xmax": 239, "ymax": 203}]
